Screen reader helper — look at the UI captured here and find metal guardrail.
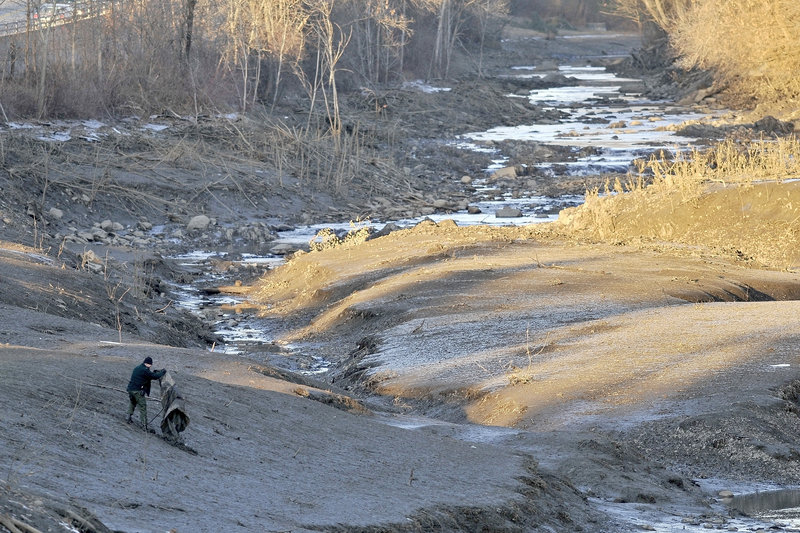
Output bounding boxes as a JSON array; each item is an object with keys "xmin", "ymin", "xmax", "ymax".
[{"xmin": 0, "ymin": 2, "xmax": 107, "ymax": 37}]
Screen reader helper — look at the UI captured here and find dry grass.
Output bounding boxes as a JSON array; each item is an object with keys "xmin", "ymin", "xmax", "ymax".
[
  {"xmin": 621, "ymin": 136, "xmax": 800, "ymax": 197},
  {"xmin": 615, "ymin": 0, "xmax": 800, "ymax": 109},
  {"xmin": 558, "ymin": 136, "xmax": 800, "ymax": 269}
]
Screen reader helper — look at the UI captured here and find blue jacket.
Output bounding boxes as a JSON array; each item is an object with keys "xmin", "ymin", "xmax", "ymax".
[{"xmin": 126, "ymin": 364, "xmax": 166, "ymax": 396}]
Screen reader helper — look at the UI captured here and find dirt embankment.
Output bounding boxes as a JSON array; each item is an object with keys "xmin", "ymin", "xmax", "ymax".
[{"xmin": 244, "ymin": 178, "xmax": 800, "ymax": 528}]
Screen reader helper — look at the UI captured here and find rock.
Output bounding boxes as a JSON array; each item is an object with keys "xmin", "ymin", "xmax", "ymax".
[
  {"xmin": 717, "ymin": 490, "xmax": 734, "ymax": 498},
  {"xmin": 460, "ymin": 175, "xmax": 473, "ymax": 184},
  {"xmin": 269, "ymin": 243, "xmax": 297, "ymax": 255},
  {"xmin": 100, "ymin": 220, "xmax": 113, "ymax": 231},
  {"xmin": 538, "ymin": 60, "xmax": 558, "ymax": 71},
  {"xmin": 542, "ymin": 73, "xmax": 570, "ymax": 85},
  {"xmin": 48, "ymin": 207, "xmax": 63, "ymax": 219},
  {"xmin": 753, "ymin": 115, "xmax": 794, "ymax": 136},
  {"xmin": 467, "ymin": 205, "xmax": 482, "ymax": 214},
  {"xmin": 370, "ymin": 223, "xmax": 401, "ymax": 240},
  {"xmin": 432, "ymin": 199, "xmax": 449, "ymax": 209},
  {"xmin": 490, "ymin": 166, "xmax": 518, "ymax": 180},
  {"xmin": 495, "ymin": 207, "xmax": 523, "ymax": 218},
  {"xmin": 532, "ymin": 145, "xmax": 556, "ymax": 159},
  {"xmin": 187, "ymin": 215, "xmax": 211, "ymax": 231},
  {"xmin": 138, "ymin": 220, "xmax": 153, "ymax": 231},
  {"xmin": 79, "ymin": 250, "xmax": 103, "ymax": 269}
]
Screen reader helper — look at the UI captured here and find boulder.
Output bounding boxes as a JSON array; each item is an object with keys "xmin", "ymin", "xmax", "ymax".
[
  {"xmin": 370, "ymin": 223, "xmax": 401, "ymax": 240},
  {"xmin": 270, "ymin": 243, "xmax": 297, "ymax": 255},
  {"xmin": 187, "ymin": 215, "xmax": 211, "ymax": 231},
  {"xmin": 491, "ymin": 166, "xmax": 518, "ymax": 180},
  {"xmin": 495, "ymin": 207, "xmax": 523, "ymax": 218},
  {"xmin": 753, "ymin": 115, "xmax": 794, "ymax": 136}
]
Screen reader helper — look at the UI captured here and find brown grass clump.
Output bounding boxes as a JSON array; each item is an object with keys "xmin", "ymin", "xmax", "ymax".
[{"xmin": 558, "ymin": 137, "xmax": 800, "ymax": 269}]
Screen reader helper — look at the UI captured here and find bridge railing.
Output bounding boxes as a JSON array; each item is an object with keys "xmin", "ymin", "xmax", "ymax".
[{"xmin": 0, "ymin": 2, "xmax": 110, "ymax": 37}]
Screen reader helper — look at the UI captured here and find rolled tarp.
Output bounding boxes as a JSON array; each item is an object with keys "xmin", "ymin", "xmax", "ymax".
[{"xmin": 159, "ymin": 371, "xmax": 189, "ymax": 442}]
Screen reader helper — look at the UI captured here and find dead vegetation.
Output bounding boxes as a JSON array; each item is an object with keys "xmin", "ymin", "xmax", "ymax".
[
  {"xmin": 615, "ymin": 0, "xmax": 800, "ymax": 113},
  {"xmin": 558, "ymin": 137, "xmax": 800, "ymax": 269}
]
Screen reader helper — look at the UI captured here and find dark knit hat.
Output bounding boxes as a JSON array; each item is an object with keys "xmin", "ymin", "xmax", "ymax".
[{"xmin": 143, "ymin": 357, "xmax": 153, "ymax": 365}]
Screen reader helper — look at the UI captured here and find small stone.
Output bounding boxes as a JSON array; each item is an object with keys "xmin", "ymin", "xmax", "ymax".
[
  {"xmin": 187, "ymin": 215, "xmax": 211, "ymax": 231},
  {"xmin": 495, "ymin": 207, "xmax": 523, "ymax": 218},
  {"xmin": 270, "ymin": 243, "xmax": 297, "ymax": 255},
  {"xmin": 718, "ymin": 490, "xmax": 734, "ymax": 498},
  {"xmin": 491, "ymin": 166, "xmax": 517, "ymax": 180},
  {"xmin": 432, "ymin": 199, "xmax": 449, "ymax": 209},
  {"xmin": 460, "ymin": 175, "xmax": 472, "ymax": 184},
  {"xmin": 467, "ymin": 205, "xmax": 482, "ymax": 214},
  {"xmin": 48, "ymin": 207, "xmax": 63, "ymax": 219}
]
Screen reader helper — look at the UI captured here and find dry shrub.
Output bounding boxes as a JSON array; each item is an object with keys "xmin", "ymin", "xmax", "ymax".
[
  {"xmin": 559, "ymin": 136, "xmax": 800, "ymax": 264},
  {"xmin": 671, "ymin": 0, "xmax": 800, "ymax": 106},
  {"xmin": 615, "ymin": 0, "xmax": 800, "ymax": 108},
  {"xmin": 638, "ymin": 137, "xmax": 800, "ymax": 192}
]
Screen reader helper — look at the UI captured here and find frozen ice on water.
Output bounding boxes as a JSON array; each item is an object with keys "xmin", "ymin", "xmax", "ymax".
[
  {"xmin": 402, "ymin": 80, "xmax": 452, "ymax": 93},
  {"xmin": 142, "ymin": 123, "xmax": 169, "ymax": 132},
  {"xmin": 526, "ymin": 85, "xmax": 624, "ymax": 105},
  {"xmin": 83, "ymin": 119, "xmax": 105, "ymax": 129},
  {"xmin": 38, "ymin": 131, "xmax": 71, "ymax": 142}
]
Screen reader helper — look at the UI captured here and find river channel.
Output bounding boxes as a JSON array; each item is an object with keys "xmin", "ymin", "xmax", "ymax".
[
  {"xmin": 165, "ymin": 41, "xmax": 800, "ymax": 533},
  {"xmin": 173, "ymin": 52, "xmax": 722, "ymax": 362}
]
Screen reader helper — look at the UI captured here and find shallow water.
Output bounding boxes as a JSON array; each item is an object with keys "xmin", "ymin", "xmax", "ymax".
[{"xmin": 728, "ymin": 488, "xmax": 800, "ymax": 523}]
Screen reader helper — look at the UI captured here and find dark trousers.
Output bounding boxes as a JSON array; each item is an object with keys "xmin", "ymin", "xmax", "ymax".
[{"xmin": 127, "ymin": 391, "xmax": 147, "ymax": 426}]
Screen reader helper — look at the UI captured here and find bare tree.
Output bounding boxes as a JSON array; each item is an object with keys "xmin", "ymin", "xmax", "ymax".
[
  {"xmin": 341, "ymin": 0, "xmax": 412, "ymax": 85},
  {"xmin": 304, "ymin": 0, "xmax": 350, "ymax": 135},
  {"xmin": 214, "ymin": 0, "xmax": 308, "ymax": 110}
]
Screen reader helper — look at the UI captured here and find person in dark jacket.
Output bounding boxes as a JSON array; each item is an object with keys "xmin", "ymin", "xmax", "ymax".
[{"xmin": 126, "ymin": 357, "xmax": 166, "ymax": 432}]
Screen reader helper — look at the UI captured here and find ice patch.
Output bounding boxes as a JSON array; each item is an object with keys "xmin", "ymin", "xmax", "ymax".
[
  {"xmin": 402, "ymin": 80, "xmax": 452, "ymax": 93},
  {"xmin": 142, "ymin": 123, "xmax": 169, "ymax": 132}
]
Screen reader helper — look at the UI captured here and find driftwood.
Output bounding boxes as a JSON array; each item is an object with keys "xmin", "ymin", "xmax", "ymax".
[{"xmin": 159, "ymin": 371, "xmax": 189, "ymax": 443}]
